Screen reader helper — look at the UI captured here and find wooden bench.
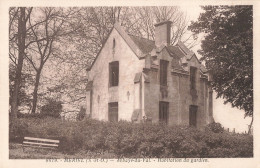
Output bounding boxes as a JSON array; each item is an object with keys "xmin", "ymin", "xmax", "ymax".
[{"xmin": 22, "ymin": 137, "xmax": 59, "ymax": 151}]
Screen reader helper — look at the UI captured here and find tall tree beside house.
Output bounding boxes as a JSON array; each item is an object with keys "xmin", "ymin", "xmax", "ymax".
[
  {"xmin": 9, "ymin": 7, "xmax": 32, "ymax": 121},
  {"xmin": 188, "ymin": 6, "xmax": 253, "ymax": 131},
  {"xmin": 23, "ymin": 7, "xmax": 81, "ymax": 113}
]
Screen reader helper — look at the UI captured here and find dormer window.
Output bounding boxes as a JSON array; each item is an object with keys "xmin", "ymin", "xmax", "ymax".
[
  {"xmin": 160, "ymin": 60, "xmax": 168, "ymax": 86},
  {"xmin": 109, "ymin": 61, "xmax": 119, "ymax": 87}
]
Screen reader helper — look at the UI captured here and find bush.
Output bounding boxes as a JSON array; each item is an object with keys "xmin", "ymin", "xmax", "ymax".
[
  {"xmin": 10, "ymin": 118, "xmax": 253, "ymax": 158},
  {"xmin": 9, "ymin": 119, "xmax": 29, "ymax": 142},
  {"xmin": 205, "ymin": 122, "xmax": 224, "ymax": 133},
  {"xmin": 41, "ymin": 99, "xmax": 62, "ymax": 118},
  {"xmin": 77, "ymin": 107, "xmax": 86, "ymax": 121},
  {"xmin": 17, "ymin": 112, "xmax": 43, "ymax": 119}
]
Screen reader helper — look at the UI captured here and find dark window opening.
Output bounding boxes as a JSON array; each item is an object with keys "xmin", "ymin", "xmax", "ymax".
[
  {"xmin": 189, "ymin": 105, "xmax": 198, "ymax": 127},
  {"xmin": 113, "ymin": 38, "xmax": 116, "ymax": 49},
  {"xmin": 108, "ymin": 102, "xmax": 118, "ymax": 122},
  {"xmin": 159, "ymin": 101, "xmax": 169, "ymax": 124},
  {"xmin": 160, "ymin": 60, "xmax": 168, "ymax": 86},
  {"xmin": 109, "ymin": 61, "xmax": 119, "ymax": 86},
  {"xmin": 190, "ymin": 66, "xmax": 197, "ymax": 90}
]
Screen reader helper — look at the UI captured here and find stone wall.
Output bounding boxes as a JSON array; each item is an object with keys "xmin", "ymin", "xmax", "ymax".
[{"xmin": 143, "ymin": 48, "xmax": 212, "ymax": 128}]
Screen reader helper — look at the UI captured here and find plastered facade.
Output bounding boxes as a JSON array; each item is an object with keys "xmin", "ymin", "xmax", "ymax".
[{"xmin": 86, "ymin": 22, "xmax": 214, "ymax": 128}]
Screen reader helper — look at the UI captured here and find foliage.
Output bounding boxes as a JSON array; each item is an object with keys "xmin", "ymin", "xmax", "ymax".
[
  {"xmin": 188, "ymin": 6, "xmax": 253, "ymax": 117},
  {"xmin": 10, "ymin": 118, "xmax": 253, "ymax": 158},
  {"xmin": 9, "ymin": 119, "xmax": 29, "ymax": 142},
  {"xmin": 40, "ymin": 99, "xmax": 62, "ymax": 118},
  {"xmin": 77, "ymin": 106, "xmax": 86, "ymax": 121},
  {"xmin": 205, "ymin": 122, "xmax": 224, "ymax": 133},
  {"xmin": 9, "ymin": 64, "xmax": 33, "ymax": 111}
]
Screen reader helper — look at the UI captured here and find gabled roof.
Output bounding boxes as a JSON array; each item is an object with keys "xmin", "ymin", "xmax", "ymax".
[
  {"xmin": 88, "ymin": 22, "xmax": 206, "ymax": 73},
  {"xmin": 87, "ymin": 22, "xmax": 145, "ymax": 71}
]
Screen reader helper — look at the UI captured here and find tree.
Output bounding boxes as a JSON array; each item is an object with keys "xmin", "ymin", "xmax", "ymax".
[
  {"xmin": 24, "ymin": 7, "xmax": 80, "ymax": 113},
  {"xmin": 131, "ymin": 7, "xmax": 197, "ymax": 48},
  {"xmin": 9, "ymin": 7, "xmax": 32, "ymax": 120},
  {"xmin": 188, "ymin": 6, "xmax": 253, "ymax": 124},
  {"xmin": 9, "ymin": 63, "xmax": 33, "ymax": 111}
]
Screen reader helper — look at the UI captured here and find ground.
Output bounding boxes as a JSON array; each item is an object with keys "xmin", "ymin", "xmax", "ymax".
[{"xmin": 9, "ymin": 143, "xmax": 116, "ymax": 159}]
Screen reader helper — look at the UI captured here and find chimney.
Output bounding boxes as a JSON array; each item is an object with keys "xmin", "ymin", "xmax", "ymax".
[{"xmin": 154, "ymin": 21, "xmax": 172, "ymax": 47}]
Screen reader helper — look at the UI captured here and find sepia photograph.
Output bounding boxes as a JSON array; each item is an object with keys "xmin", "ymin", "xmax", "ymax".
[{"xmin": 1, "ymin": 1, "xmax": 259, "ymax": 168}]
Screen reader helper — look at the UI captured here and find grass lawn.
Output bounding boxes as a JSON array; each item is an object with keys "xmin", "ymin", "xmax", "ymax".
[{"xmin": 9, "ymin": 143, "xmax": 117, "ymax": 159}]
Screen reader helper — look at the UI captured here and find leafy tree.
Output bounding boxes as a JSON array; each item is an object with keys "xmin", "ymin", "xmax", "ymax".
[
  {"xmin": 188, "ymin": 6, "xmax": 253, "ymax": 119},
  {"xmin": 9, "ymin": 63, "xmax": 33, "ymax": 111}
]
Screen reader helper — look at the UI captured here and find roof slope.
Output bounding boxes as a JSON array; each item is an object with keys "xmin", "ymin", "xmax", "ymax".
[
  {"xmin": 167, "ymin": 45, "xmax": 186, "ymax": 59},
  {"xmin": 128, "ymin": 34, "xmax": 155, "ymax": 54},
  {"xmin": 88, "ymin": 22, "xmax": 207, "ymax": 73}
]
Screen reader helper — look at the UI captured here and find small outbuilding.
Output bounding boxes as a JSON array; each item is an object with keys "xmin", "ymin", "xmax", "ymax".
[{"xmin": 86, "ymin": 21, "xmax": 214, "ymax": 128}]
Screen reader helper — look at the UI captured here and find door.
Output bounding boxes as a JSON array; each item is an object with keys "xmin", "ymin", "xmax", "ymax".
[
  {"xmin": 108, "ymin": 102, "xmax": 118, "ymax": 122},
  {"xmin": 159, "ymin": 101, "xmax": 169, "ymax": 124},
  {"xmin": 189, "ymin": 105, "xmax": 198, "ymax": 127}
]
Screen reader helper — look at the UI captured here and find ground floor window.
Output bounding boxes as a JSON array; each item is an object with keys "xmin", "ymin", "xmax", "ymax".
[
  {"xmin": 189, "ymin": 105, "xmax": 198, "ymax": 127},
  {"xmin": 159, "ymin": 101, "xmax": 169, "ymax": 124},
  {"xmin": 108, "ymin": 102, "xmax": 118, "ymax": 122}
]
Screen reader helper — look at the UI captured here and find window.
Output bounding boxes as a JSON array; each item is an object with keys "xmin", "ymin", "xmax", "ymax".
[
  {"xmin": 190, "ymin": 66, "xmax": 197, "ymax": 90},
  {"xmin": 159, "ymin": 101, "xmax": 169, "ymax": 124},
  {"xmin": 113, "ymin": 38, "xmax": 116, "ymax": 49},
  {"xmin": 109, "ymin": 61, "xmax": 119, "ymax": 86},
  {"xmin": 160, "ymin": 60, "xmax": 168, "ymax": 86},
  {"xmin": 108, "ymin": 102, "xmax": 118, "ymax": 122},
  {"xmin": 189, "ymin": 105, "xmax": 198, "ymax": 127}
]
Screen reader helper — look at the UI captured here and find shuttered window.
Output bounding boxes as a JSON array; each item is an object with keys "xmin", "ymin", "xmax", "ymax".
[
  {"xmin": 109, "ymin": 61, "xmax": 119, "ymax": 87},
  {"xmin": 189, "ymin": 105, "xmax": 198, "ymax": 127},
  {"xmin": 160, "ymin": 60, "xmax": 168, "ymax": 86},
  {"xmin": 159, "ymin": 101, "xmax": 169, "ymax": 124},
  {"xmin": 190, "ymin": 66, "xmax": 197, "ymax": 90},
  {"xmin": 108, "ymin": 102, "xmax": 118, "ymax": 122}
]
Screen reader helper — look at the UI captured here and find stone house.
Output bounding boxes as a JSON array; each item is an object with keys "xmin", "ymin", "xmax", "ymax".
[{"xmin": 86, "ymin": 21, "xmax": 214, "ymax": 128}]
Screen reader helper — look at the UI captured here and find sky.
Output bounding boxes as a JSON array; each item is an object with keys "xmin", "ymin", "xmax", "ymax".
[{"xmin": 180, "ymin": 5, "xmax": 252, "ymax": 133}]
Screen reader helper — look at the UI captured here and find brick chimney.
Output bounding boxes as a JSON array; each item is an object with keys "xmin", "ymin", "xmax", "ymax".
[{"xmin": 154, "ymin": 21, "xmax": 172, "ymax": 47}]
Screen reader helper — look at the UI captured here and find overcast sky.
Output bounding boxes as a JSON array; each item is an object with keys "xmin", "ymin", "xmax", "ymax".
[{"xmin": 181, "ymin": 5, "xmax": 252, "ymax": 133}]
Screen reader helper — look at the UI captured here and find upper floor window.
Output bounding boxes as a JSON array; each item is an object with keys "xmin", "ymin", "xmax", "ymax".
[
  {"xmin": 109, "ymin": 61, "xmax": 119, "ymax": 87},
  {"xmin": 160, "ymin": 60, "xmax": 168, "ymax": 86},
  {"xmin": 190, "ymin": 66, "xmax": 197, "ymax": 90}
]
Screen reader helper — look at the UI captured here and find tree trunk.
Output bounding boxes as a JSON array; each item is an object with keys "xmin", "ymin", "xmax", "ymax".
[
  {"xmin": 10, "ymin": 8, "xmax": 26, "ymax": 121},
  {"xmin": 248, "ymin": 116, "xmax": 253, "ymax": 135},
  {"xmin": 31, "ymin": 69, "xmax": 42, "ymax": 114}
]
